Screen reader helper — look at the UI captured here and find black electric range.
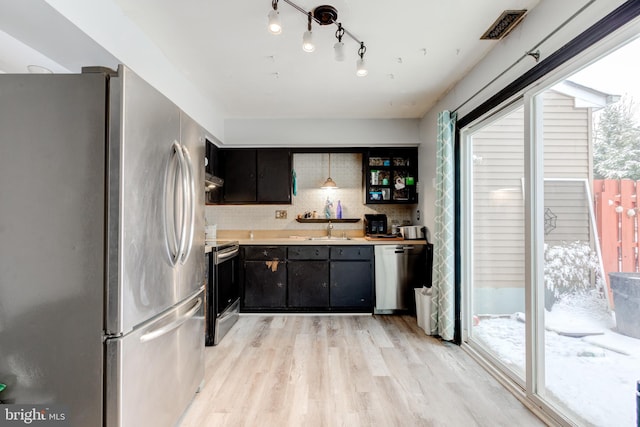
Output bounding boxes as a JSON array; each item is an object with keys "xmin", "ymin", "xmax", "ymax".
[{"xmin": 205, "ymin": 240, "xmax": 240, "ymax": 346}]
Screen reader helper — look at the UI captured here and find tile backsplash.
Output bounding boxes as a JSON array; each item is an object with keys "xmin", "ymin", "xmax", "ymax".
[{"xmin": 205, "ymin": 153, "xmax": 415, "ymax": 233}]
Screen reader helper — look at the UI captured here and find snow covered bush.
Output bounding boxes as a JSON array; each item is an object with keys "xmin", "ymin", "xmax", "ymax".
[{"xmin": 544, "ymin": 241, "xmax": 604, "ymax": 309}]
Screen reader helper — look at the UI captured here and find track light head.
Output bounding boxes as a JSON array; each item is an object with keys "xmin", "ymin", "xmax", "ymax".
[
  {"xmin": 334, "ymin": 23, "xmax": 345, "ymax": 61},
  {"xmin": 303, "ymin": 31, "xmax": 315, "ymax": 52},
  {"xmin": 302, "ymin": 12, "xmax": 315, "ymax": 52},
  {"xmin": 334, "ymin": 42, "xmax": 345, "ymax": 61},
  {"xmin": 356, "ymin": 42, "xmax": 368, "ymax": 77},
  {"xmin": 268, "ymin": 0, "xmax": 282, "ymax": 34},
  {"xmin": 268, "ymin": 9, "xmax": 282, "ymax": 34}
]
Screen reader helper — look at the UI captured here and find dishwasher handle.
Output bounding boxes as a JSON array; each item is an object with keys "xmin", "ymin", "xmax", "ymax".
[{"xmin": 393, "ymin": 245, "xmax": 416, "ymax": 253}]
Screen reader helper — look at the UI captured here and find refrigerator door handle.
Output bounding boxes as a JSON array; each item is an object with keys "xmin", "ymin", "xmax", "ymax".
[
  {"xmin": 163, "ymin": 141, "xmax": 186, "ymax": 266},
  {"xmin": 163, "ymin": 142, "xmax": 178, "ymax": 266},
  {"xmin": 175, "ymin": 142, "xmax": 189, "ymax": 264},
  {"xmin": 139, "ymin": 297, "xmax": 202, "ymax": 343},
  {"xmin": 179, "ymin": 144, "xmax": 195, "ymax": 264}
]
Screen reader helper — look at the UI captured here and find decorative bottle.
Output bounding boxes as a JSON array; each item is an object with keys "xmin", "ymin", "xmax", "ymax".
[{"xmin": 336, "ymin": 200, "xmax": 342, "ymax": 219}]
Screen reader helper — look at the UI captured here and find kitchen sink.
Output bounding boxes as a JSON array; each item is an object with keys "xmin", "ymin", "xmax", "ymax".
[{"xmin": 307, "ymin": 236, "xmax": 351, "ymax": 241}]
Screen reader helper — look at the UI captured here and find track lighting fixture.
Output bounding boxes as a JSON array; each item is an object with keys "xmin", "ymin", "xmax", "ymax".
[{"xmin": 267, "ymin": 1, "xmax": 368, "ymax": 76}]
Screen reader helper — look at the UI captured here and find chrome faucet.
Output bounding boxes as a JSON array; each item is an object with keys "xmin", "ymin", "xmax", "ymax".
[{"xmin": 327, "ymin": 221, "xmax": 333, "ymax": 239}]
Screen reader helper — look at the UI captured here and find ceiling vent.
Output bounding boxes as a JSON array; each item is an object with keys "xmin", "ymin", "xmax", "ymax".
[{"xmin": 480, "ymin": 9, "xmax": 527, "ymax": 40}]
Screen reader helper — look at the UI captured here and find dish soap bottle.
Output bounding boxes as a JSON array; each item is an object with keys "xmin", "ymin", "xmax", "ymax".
[
  {"xmin": 336, "ymin": 200, "xmax": 342, "ymax": 219},
  {"xmin": 324, "ymin": 197, "xmax": 333, "ymax": 219}
]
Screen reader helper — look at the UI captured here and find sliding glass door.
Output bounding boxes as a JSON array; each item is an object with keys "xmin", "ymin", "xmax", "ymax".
[
  {"xmin": 463, "ymin": 104, "xmax": 527, "ymax": 383},
  {"xmin": 462, "ymin": 32, "xmax": 640, "ymax": 427}
]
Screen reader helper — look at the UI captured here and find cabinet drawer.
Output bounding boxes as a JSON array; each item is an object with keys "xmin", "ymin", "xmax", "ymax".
[
  {"xmin": 330, "ymin": 246, "xmax": 373, "ymax": 260},
  {"xmin": 243, "ymin": 246, "xmax": 286, "ymax": 260},
  {"xmin": 288, "ymin": 246, "xmax": 329, "ymax": 260}
]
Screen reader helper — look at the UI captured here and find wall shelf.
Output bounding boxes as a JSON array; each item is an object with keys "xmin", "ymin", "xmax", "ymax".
[{"xmin": 295, "ymin": 218, "xmax": 360, "ymax": 223}]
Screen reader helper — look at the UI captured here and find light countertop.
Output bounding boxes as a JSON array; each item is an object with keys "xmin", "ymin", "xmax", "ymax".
[{"xmin": 233, "ymin": 237, "xmax": 428, "ymax": 246}]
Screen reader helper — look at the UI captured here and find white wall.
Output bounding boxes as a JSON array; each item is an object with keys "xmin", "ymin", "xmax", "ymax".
[
  {"xmin": 223, "ymin": 118, "xmax": 421, "ymax": 147},
  {"xmin": 418, "ymin": 0, "xmax": 628, "ymax": 234}
]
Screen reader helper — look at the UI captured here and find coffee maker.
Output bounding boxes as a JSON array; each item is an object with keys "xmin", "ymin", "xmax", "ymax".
[{"xmin": 364, "ymin": 214, "xmax": 388, "ymax": 235}]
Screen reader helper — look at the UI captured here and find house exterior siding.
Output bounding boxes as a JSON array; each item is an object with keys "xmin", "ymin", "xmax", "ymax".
[{"xmin": 472, "ymin": 90, "xmax": 593, "ymax": 310}]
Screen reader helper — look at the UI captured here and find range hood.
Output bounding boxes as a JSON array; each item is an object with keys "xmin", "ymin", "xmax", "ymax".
[{"xmin": 205, "ymin": 172, "xmax": 224, "ymax": 192}]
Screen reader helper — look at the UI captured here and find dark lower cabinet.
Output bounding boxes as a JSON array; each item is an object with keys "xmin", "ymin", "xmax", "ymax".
[
  {"xmin": 288, "ymin": 261, "xmax": 329, "ymax": 308},
  {"xmin": 243, "ymin": 260, "xmax": 287, "ymax": 308},
  {"xmin": 241, "ymin": 245, "xmax": 373, "ymax": 312},
  {"xmin": 330, "ymin": 246, "xmax": 374, "ymax": 309},
  {"xmin": 330, "ymin": 261, "xmax": 373, "ymax": 308}
]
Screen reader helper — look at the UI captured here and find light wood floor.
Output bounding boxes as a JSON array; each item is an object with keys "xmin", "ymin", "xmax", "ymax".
[{"xmin": 179, "ymin": 315, "xmax": 546, "ymax": 427}]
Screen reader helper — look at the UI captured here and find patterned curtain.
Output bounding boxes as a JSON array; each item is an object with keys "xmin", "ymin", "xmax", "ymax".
[{"xmin": 429, "ymin": 110, "xmax": 457, "ymax": 340}]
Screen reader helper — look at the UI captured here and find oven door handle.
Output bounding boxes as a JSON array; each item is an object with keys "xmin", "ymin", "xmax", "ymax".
[
  {"xmin": 218, "ymin": 301, "xmax": 239, "ymax": 321},
  {"xmin": 216, "ymin": 247, "xmax": 239, "ymax": 264}
]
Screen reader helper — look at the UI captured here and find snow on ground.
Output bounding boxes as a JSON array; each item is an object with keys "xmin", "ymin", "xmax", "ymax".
[{"xmin": 473, "ymin": 292, "xmax": 640, "ymax": 427}]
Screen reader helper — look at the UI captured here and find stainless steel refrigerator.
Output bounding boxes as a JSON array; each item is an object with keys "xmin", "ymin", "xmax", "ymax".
[{"xmin": 0, "ymin": 65, "xmax": 205, "ymax": 426}]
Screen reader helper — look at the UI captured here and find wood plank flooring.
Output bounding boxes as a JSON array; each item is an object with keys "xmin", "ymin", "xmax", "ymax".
[{"xmin": 179, "ymin": 315, "xmax": 546, "ymax": 427}]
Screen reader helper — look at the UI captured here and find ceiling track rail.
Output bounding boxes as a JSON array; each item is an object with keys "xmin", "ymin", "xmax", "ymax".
[{"xmin": 452, "ymin": 0, "xmax": 597, "ymax": 115}]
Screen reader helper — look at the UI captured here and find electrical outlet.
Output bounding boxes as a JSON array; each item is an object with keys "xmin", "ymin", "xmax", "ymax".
[{"xmin": 275, "ymin": 210, "xmax": 287, "ymax": 219}]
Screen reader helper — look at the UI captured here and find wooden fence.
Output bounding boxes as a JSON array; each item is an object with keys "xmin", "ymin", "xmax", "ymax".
[{"xmin": 593, "ymin": 179, "xmax": 640, "ymax": 301}]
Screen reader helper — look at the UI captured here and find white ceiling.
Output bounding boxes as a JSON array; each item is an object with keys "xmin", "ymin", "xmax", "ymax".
[{"xmin": 0, "ymin": 0, "xmax": 540, "ymax": 120}]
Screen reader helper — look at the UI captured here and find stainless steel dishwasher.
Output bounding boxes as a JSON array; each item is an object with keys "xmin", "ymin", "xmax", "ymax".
[{"xmin": 374, "ymin": 244, "xmax": 428, "ymax": 313}]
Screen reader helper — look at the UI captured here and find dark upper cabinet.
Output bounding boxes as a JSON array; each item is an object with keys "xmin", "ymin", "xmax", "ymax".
[
  {"xmin": 205, "ymin": 139, "xmax": 218, "ymax": 175},
  {"xmin": 257, "ymin": 150, "xmax": 291, "ymax": 203},
  {"xmin": 221, "ymin": 149, "xmax": 257, "ymax": 203},
  {"xmin": 364, "ymin": 147, "xmax": 418, "ymax": 204},
  {"xmin": 205, "ymin": 140, "xmax": 222, "ymax": 204},
  {"xmin": 219, "ymin": 148, "xmax": 291, "ymax": 204}
]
